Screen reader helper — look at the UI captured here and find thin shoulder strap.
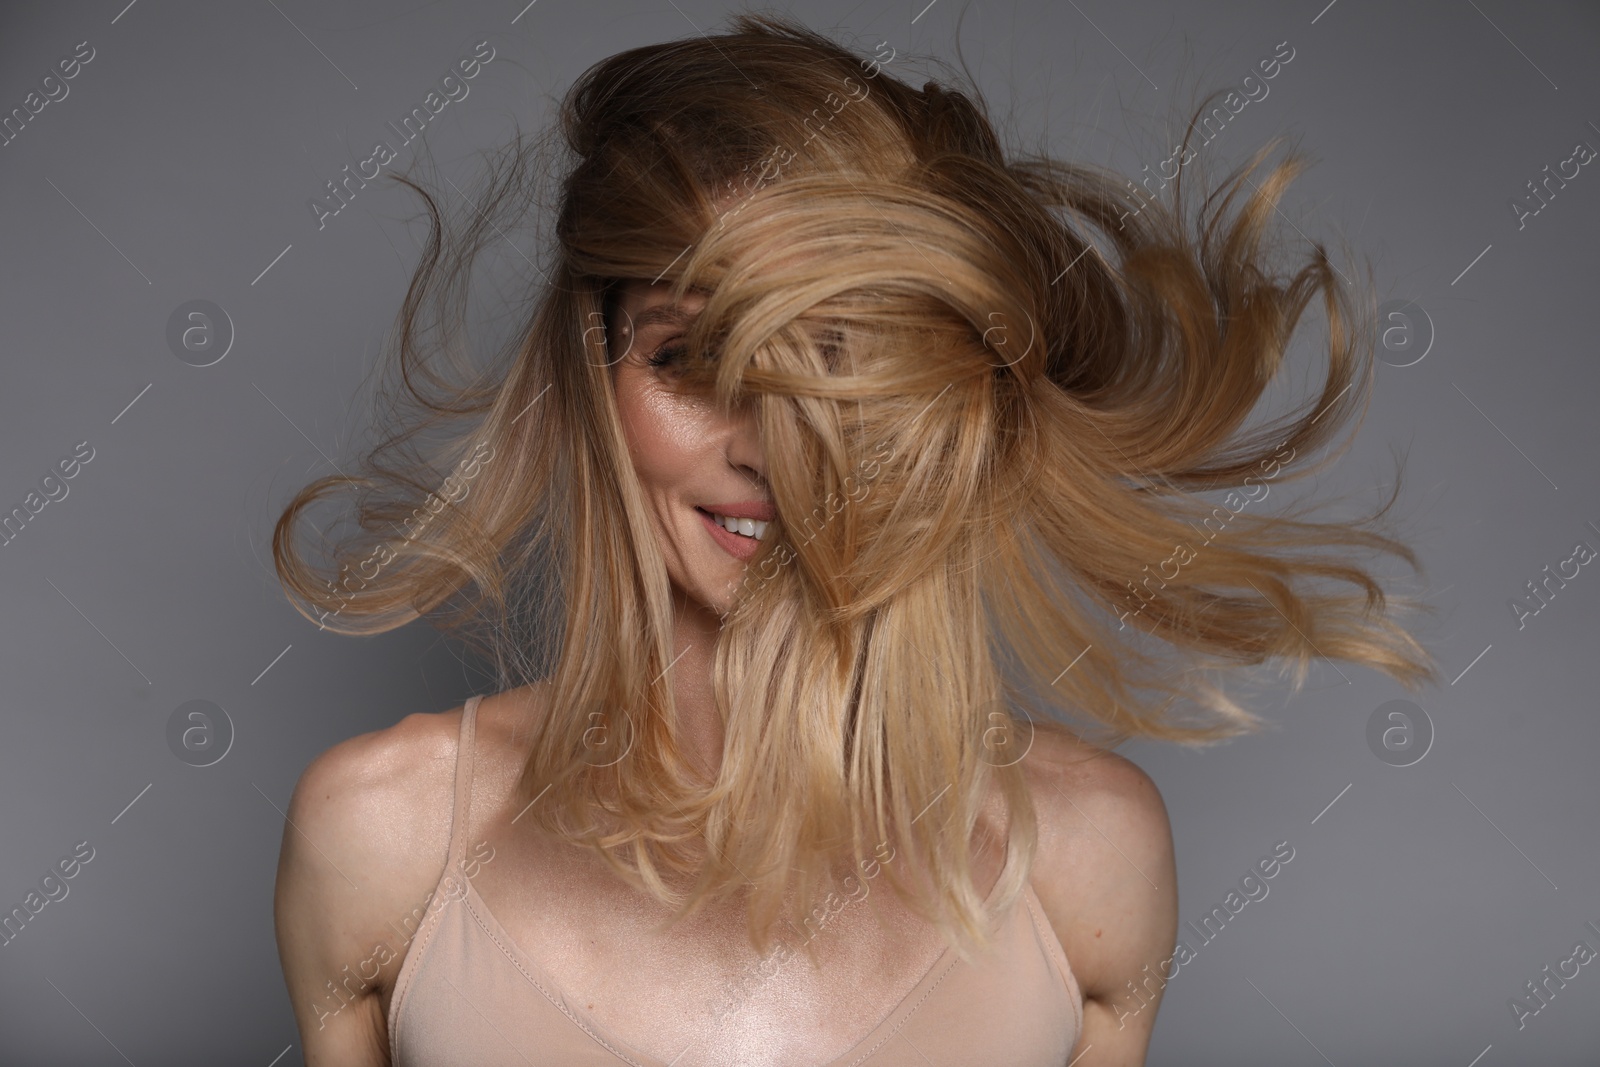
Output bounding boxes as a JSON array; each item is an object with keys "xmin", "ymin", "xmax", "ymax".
[{"xmin": 446, "ymin": 694, "xmax": 482, "ymax": 874}]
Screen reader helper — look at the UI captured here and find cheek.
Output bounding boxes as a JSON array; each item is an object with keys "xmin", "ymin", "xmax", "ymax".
[{"xmin": 615, "ymin": 373, "xmax": 711, "ymax": 489}]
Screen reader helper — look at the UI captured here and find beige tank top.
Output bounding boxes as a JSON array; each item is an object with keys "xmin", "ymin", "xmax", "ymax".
[{"xmin": 387, "ymin": 694, "xmax": 1084, "ymax": 1065}]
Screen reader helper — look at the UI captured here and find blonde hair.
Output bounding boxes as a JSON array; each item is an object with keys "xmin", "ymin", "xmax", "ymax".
[{"xmin": 272, "ymin": 13, "xmax": 1438, "ymax": 963}]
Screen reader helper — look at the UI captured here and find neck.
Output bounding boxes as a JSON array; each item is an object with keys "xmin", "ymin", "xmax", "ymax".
[{"xmin": 668, "ymin": 589, "xmax": 727, "ymax": 782}]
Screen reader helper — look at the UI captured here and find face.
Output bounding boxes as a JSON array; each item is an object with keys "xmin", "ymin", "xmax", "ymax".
[{"xmin": 607, "ymin": 279, "xmax": 772, "ymax": 621}]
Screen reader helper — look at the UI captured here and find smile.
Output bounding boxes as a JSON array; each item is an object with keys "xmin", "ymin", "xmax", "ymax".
[
  {"xmin": 695, "ymin": 507, "xmax": 766, "ymax": 561},
  {"xmin": 705, "ymin": 508, "xmax": 769, "ymax": 540}
]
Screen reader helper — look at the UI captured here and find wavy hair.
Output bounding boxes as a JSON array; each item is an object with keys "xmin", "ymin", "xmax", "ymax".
[{"xmin": 272, "ymin": 13, "xmax": 1439, "ymax": 962}]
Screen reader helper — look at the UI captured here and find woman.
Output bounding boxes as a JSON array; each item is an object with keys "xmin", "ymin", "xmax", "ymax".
[{"xmin": 271, "ymin": 14, "xmax": 1436, "ymax": 1065}]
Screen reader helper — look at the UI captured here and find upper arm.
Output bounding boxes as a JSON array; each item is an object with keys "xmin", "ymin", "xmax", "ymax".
[
  {"xmin": 1025, "ymin": 732, "xmax": 1178, "ymax": 1067},
  {"xmin": 272, "ymin": 713, "xmax": 456, "ymax": 1066}
]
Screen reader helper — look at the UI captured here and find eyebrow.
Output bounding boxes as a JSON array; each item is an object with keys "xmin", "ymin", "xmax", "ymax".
[{"xmin": 630, "ymin": 303, "xmax": 700, "ymax": 332}]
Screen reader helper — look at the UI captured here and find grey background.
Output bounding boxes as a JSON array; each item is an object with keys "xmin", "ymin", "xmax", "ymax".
[{"xmin": 1, "ymin": 0, "xmax": 1596, "ymax": 1064}]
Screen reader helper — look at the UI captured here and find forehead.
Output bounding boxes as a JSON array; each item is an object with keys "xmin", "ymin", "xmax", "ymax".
[{"xmin": 614, "ymin": 279, "xmax": 709, "ymax": 322}]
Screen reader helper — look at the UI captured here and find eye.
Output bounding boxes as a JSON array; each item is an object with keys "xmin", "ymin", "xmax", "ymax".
[{"xmin": 646, "ymin": 342, "xmax": 689, "ymax": 370}]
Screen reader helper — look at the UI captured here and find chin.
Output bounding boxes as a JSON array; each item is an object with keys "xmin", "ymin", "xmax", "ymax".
[
  {"xmin": 672, "ymin": 572, "xmax": 737, "ymax": 622},
  {"xmin": 701, "ymin": 584, "xmax": 739, "ymax": 621}
]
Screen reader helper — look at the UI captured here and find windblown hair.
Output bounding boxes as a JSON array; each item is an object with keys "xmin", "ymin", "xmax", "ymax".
[{"xmin": 272, "ymin": 13, "xmax": 1438, "ymax": 962}]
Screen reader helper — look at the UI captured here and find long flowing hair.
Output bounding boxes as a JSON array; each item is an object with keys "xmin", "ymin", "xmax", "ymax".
[{"xmin": 272, "ymin": 13, "xmax": 1438, "ymax": 962}]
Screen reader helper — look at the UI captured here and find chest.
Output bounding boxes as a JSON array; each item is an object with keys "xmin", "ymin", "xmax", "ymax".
[
  {"xmin": 453, "ymin": 825, "xmax": 960, "ymax": 1065},
  {"xmin": 380, "ymin": 709, "xmax": 1084, "ymax": 1065},
  {"xmin": 383, "ymin": 855, "xmax": 1081, "ymax": 1067}
]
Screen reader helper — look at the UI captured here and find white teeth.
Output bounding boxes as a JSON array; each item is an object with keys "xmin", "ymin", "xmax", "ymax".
[{"xmin": 708, "ymin": 511, "xmax": 768, "ymax": 540}]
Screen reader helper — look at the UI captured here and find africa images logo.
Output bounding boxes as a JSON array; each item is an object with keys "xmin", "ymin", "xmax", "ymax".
[{"xmin": 307, "ymin": 41, "xmax": 496, "ymax": 232}]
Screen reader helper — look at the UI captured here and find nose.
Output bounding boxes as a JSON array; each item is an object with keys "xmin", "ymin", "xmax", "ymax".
[{"xmin": 722, "ymin": 394, "xmax": 767, "ymax": 491}]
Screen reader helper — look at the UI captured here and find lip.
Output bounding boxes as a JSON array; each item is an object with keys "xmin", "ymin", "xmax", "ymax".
[
  {"xmin": 696, "ymin": 507, "xmax": 762, "ymax": 561},
  {"xmin": 700, "ymin": 500, "xmax": 775, "ymax": 521}
]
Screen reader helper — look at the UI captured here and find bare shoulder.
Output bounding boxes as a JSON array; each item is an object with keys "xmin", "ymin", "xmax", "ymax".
[
  {"xmin": 282, "ymin": 704, "xmax": 464, "ymax": 885},
  {"xmin": 272, "ymin": 704, "xmax": 466, "ymax": 1062},
  {"xmin": 1020, "ymin": 720, "xmax": 1178, "ymax": 1060},
  {"xmin": 1020, "ymin": 721, "xmax": 1175, "ymax": 940},
  {"xmin": 1020, "ymin": 719, "xmax": 1162, "ymax": 796},
  {"xmin": 469, "ymin": 680, "xmax": 553, "ymax": 761}
]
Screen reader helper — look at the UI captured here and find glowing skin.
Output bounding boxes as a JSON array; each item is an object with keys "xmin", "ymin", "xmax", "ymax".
[{"xmin": 607, "ymin": 279, "xmax": 769, "ymax": 778}]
